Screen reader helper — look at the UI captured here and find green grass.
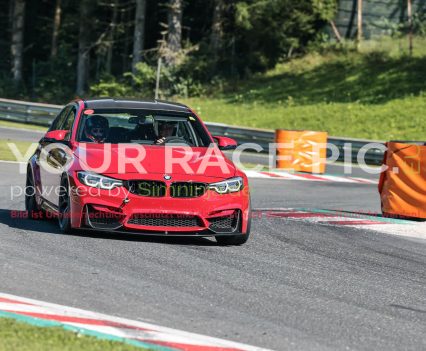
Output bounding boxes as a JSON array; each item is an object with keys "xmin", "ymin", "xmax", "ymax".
[
  {"xmin": 0, "ymin": 140, "xmax": 37, "ymax": 161},
  {"xmin": 0, "ymin": 318, "xmax": 148, "ymax": 351},
  {"xmin": 182, "ymin": 37, "xmax": 426, "ymax": 141},
  {"xmin": 184, "ymin": 95, "xmax": 426, "ymax": 140},
  {"xmin": 0, "ymin": 120, "xmax": 47, "ymax": 131}
]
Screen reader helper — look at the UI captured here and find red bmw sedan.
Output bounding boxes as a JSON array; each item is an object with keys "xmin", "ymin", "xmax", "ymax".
[{"xmin": 25, "ymin": 99, "xmax": 251, "ymax": 245}]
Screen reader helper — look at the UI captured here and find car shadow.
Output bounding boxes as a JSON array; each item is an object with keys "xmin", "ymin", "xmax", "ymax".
[
  {"xmin": 0, "ymin": 209, "xmax": 218, "ymax": 246},
  {"xmin": 390, "ymin": 304, "xmax": 426, "ymax": 314}
]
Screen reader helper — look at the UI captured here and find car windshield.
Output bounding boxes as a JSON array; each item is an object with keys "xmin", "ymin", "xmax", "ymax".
[{"xmin": 76, "ymin": 109, "xmax": 212, "ymax": 147}]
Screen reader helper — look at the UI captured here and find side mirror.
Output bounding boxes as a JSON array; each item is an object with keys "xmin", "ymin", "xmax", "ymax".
[
  {"xmin": 213, "ymin": 136, "xmax": 238, "ymax": 150},
  {"xmin": 43, "ymin": 130, "xmax": 69, "ymax": 142}
]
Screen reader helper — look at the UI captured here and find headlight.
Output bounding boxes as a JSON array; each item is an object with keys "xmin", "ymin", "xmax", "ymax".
[
  {"xmin": 209, "ymin": 177, "xmax": 243, "ymax": 194},
  {"xmin": 77, "ymin": 171, "xmax": 123, "ymax": 190}
]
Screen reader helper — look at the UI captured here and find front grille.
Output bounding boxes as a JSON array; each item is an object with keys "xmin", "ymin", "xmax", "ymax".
[
  {"xmin": 128, "ymin": 214, "xmax": 202, "ymax": 227},
  {"xmin": 126, "ymin": 180, "xmax": 166, "ymax": 197},
  {"xmin": 209, "ymin": 211, "xmax": 240, "ymax": 233},
  {"xmin": 170, "ymin": 182, "xmax": 207, "ymax": 198}
]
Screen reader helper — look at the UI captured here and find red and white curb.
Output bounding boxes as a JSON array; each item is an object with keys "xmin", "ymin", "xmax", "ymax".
[
  {"xmin": 244, "ymin": 170, "xmax": 377, "ymax": 184},
  {"xmin": 255, "ymin": 208, "xmax": 426, "ymax": 239},
  {"xmin": 0, "ymin": 293, "xmax": 272, "ymax": 351}
]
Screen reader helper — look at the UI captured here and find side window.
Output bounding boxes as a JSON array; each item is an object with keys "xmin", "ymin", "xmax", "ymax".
[
  {"xmin": 50, "ymin": 106, "xmax": 71, "ymax": 131},
  {"xmin": 62, "ymin": 106, "xmax": 77, "ymax": 141},
  {"xmin": 62, "ymin": 106, "xmax": 77, "ymax": 131}
]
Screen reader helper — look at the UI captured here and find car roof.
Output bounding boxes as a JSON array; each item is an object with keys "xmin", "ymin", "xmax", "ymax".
[{"xmin": 82, "ymin": 98, "xmax": 191, "ymax": 114}]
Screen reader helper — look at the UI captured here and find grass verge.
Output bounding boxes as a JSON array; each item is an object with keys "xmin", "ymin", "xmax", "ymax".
[
  {"xmin": 184, "ymin": 95, "xmax": 426, "ymax": 140},
  {"xmin": 0, "ymin": 140, "xmax": 37, "ymax": 161},
  {"xmin": 0, "ymin": 317, "xmax": 148, "ymax": 351}
]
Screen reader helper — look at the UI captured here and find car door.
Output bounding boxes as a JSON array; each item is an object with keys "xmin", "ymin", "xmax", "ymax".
[{"xmin": 39, "ymin": 105, "xmax": 76, "ymax": 207}]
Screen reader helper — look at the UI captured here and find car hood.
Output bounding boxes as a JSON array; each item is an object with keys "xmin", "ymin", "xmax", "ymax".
[{"xmin": 73, "ymin": 143, "xmax": 236, "ymax": 180}]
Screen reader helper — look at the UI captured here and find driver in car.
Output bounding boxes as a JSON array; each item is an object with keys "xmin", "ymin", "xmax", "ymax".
[
  {"xmin": 155, "ymin": 121, "xmax": 176, "ymax": 144},
  {"xmin": 81, "ymin": 115, "xmax": 109, "ymax": 143}
]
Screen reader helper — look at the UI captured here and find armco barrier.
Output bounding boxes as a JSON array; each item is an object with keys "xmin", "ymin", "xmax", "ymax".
[
  {"xmin": 0, "ymin": 98, "xmax": 62, "ymax": 126},
  {"xmin": 0, "ymin": 98, "xmax": 385, "ymax": 165}
]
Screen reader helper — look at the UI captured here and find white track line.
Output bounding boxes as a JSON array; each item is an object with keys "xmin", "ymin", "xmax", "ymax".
[{"xmin": 354, "ymin": 222, "xmax": 426, "ymax": 239}]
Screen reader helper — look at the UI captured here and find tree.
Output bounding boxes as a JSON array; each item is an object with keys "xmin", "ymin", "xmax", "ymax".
[
  {"xmin": 76, "ymin": 0, "xmax": 90, "ymax": 96},
  {"xmin": 0, "ymin": 0, "xmax": 334, "ymax": 100},
  {"xmin": 210, "ymin": 0, "xmax": 224, "ymax": 54},
  {"xmin": 357, "ymin": 0, "xmax": 363, "ymax": 48},
  {"xmin": 10, "ymin": 0, "xmax": 26, "ymax": 84},
  {"xmin": 166, "ymin": 0, "xmax": 183, "ymax": 66},
  {"xmin": 407, "ymin": 0, "xmax": 413, "ymax": 55},
  {"xmin": 232, "ymin": 0, "xmax": 322, "ymax": 74},
  {"xmin": 313, "ymin": 0, "xmax": 340, "ymax": 42},
  {"xmin": 132, "ymin": 0, "xmax": 147, "ymax": 74},
  {"xmin": 106, "ymin": 0, "xmax": 119, "ymax": 74},
  {"xmin": 51, "ymin": 0, "xmax": 62, "ymax": 58}
]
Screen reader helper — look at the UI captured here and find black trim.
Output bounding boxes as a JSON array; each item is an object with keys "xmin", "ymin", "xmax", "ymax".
[
  {"xmin": 75, "ymin": 227, "xmax": 244, "ymax": 237},
  {"xmin": 85, "ymin": 205, "xmax": 124, "ymax": 230},
  {"xmin": 208, "ymin": 210, "xmax": 241, "ymax": 234},
  {"xmin": 82, "ymin": 98, "xmax": 190, "ymax": 113},
  {"xmin": 128, "ymin": 214, "xmax": 203, "ymax": 227}
]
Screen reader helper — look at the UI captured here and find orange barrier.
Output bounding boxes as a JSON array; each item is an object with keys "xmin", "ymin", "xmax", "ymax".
[
  {"xmin": 275, "ymin": 130, "xmax": 328, "ymax": 174},
  {"xmin": 379, "ymin": 142, "xmax": 426, "ymax": 219}
]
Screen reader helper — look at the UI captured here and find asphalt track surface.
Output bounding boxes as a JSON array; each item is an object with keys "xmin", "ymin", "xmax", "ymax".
[
  {"xmin": 0, "ymin": 127, "xmax": 426, "ymax": 350},
  {"xmin": 0, "ymin": 126, "xmax": 45, "ymax": 142}
]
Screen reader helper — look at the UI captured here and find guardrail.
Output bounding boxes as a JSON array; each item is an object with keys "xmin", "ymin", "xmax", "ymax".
[
  {"xmin": 0, "ymin": 98, "xmax": 385, "ymax": 165},
  {"xmin": 191, "ymin": 123, "xmax": 385, "ymax": 166},
  {"xmin": 0, "ymin": 98, "xmax": 62, "ymax": 126}
]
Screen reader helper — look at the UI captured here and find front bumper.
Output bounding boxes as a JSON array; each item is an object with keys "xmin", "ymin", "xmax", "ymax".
[{"xmin": 69, "ymin": 178, "xmax": 250, "ymax": 235}]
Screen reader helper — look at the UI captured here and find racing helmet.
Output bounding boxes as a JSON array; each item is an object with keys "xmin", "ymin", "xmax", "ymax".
[
  {"xmin": 84, "ymin": 115, "xmax": 109, "ymax": 142},
  {"xmin": 157, "ymin": 120, "xmax": 176, "ymax": 138}
]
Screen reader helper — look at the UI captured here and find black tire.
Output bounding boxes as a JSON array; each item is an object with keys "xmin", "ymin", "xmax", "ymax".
[
  {"xmin": 216, "ymin": 206, "xmax": 252, "ymax": 246},
  {"xmin": 25, "ymin": 169, "xmax": 42, "ymax": 220},
  {"xmin": 58, "ymin": 176, "xmax": 73, "ymax": 233}
]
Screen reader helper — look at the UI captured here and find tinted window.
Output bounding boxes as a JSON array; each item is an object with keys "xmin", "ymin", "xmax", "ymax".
[
  {"xmin": 76, "ymin": 109, "xmax": 212, "ymax": 146},
  {"xmin": 50, "ymin": 106, "xmax": 71, "ymax": 131},
  {"xmin": 62, "ymin": 106, "xmax": 77, "ymax": 131}
]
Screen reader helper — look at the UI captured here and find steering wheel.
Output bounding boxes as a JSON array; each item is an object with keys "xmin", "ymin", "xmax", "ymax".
[{"xmin": 155, "ymin": 137, "xmax": 193, "ymax": 146}]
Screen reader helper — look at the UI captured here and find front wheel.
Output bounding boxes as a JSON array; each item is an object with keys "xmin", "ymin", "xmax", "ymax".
[
  {"xmin": 58, "ymin": 176, "xmax": 73, "ymax": 233},
  {"xmin": 25, "ymin": 169, "xmax": 42, "ymax": 220}
]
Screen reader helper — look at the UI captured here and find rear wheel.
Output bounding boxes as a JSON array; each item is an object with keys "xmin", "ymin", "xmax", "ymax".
[{"xmin": 58, "ymin": 176, "xmax": 73, "ymax": 233}]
